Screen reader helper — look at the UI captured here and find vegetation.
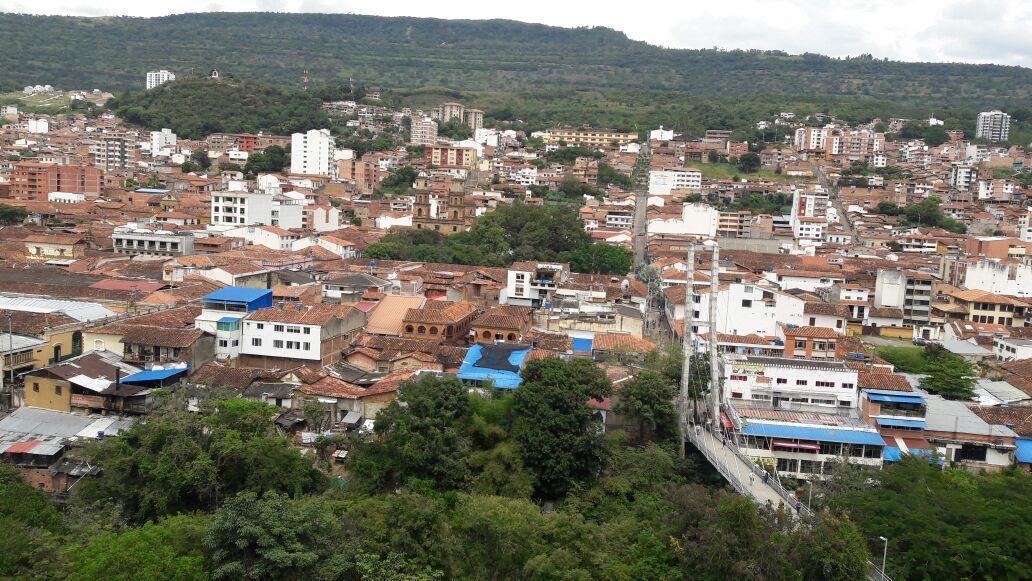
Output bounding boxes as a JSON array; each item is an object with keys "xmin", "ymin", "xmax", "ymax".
[
  {"xmin": 826, "ymin": 458, "xmax": 1032, "ymax": 580},
  {"xmin": 873, "ymin": 196, "xmax": 966, "ymax": 233},
  {"xmin": 874, "ymin": 344, "xmax": 977, "ymax": 400},
  {"xmin": 0, "ymin": 204, "xmax": 28, "ymax": 225},
  {"xmin": 366, "ymin": 202, "xmax": 630, "ymax": 274},
  {"xmin": 106, "ymin": 76, "xmax": 330, "ymax": 139},
  {"xmin": 437, "ymin": 118, "xmax": 472, "ymax": 141},
  {"xmin": 243, "ymin": 145, "xmax": 288, "ymax": 176},
  {"xmin": 597, "ymin": 162, "xmax": 634, "ymax": 189}
]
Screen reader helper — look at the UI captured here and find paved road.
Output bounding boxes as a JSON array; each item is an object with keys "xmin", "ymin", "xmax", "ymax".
[
  {"xmin": 813, "ymin": 161, "xmax": 858, "ymax": 239},
  {"xmin": 631, "ymin": 145, "xmax": 651, "ymax": 270}
]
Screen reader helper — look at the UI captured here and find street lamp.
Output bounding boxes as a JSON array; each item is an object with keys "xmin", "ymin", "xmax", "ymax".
[
  {"xmin": 878, "ymin": 536, "xmax": 888, "ymax": 576},
  {"xmin": 807, "ymin": 480, "xmax": 813, "ymax": 511}
]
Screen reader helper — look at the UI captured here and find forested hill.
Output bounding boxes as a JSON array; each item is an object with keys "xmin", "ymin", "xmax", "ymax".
[{"xmin": 1, "ymin": 12, "xmax": 1030, "ymax": 108}]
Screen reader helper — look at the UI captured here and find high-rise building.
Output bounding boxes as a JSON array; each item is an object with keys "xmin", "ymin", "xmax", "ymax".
[
  {"xmin": 290, "ymin": 129, "xmax": 334, "ymax": 176},
  {"xmin": 463, "ymin": 109, "xmax": 484, "ymax": 131},
  {"xmin": 9, "ymin": 162, "xmax": 103, "ymax": 200},
  {"xmin": 145, "ymin": 70, "xmax": 176, "ymax": 90},
  {"xmin": 410, "ymin": 115, "xmax": 438, "ymax": 146},
  {"xmin": 92, "ymin": 134, "xmax": 130, "ymax": 171},
  {"xmin": 975, "ymin": 110, "xmax": 1011, "ymax": 143},
  {"xmin": 432, "ymin": 102, "xmax": 465, "ymax": 124}
]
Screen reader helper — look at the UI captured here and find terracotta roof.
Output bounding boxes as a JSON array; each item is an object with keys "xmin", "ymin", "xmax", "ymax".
[
  {"xmin": 403, "ymin": 300, "xmax": 478, "ymax": 325},
  {"xmin": 785, "ymin": 326, "xmax": 841, "ymax": 339},
  {"xmin": 472, "ymin": 305, "xmax": 532, "ymax": 330},
  {"xmin": 190, "ymin": 362, "xmax": 265, "ymax": 389},
  {"xmin": 298, "ymin": 375, "xmax": 366, "ymax": 399},
  {"xmin": 803, "ymin": 302, "xmax": 851, "ymax": 317},
  {"xmin": 365, "ymin": 295, "xmax": 426, "ymax": 336},
  {"xmin": 362, "ymin": 370, "xmax": 417, "ymax": 396},
  {"xmin": 592, "ymin": 332, "xmax": 657, "ymax": 353},
  {"xmin": 968, "ymin": 405, "xmax": 1032, "ymax": 436},
  {"xmin": 858, "ymin": 372, "xmax": 913, "ymax": 392},
  {"xmin": 0, "ymin": 309, "xmax": 77, "ymax": 335},
  {"xmin": 868, "ymin": 306, "xmax": 903, "ymax": 318}
]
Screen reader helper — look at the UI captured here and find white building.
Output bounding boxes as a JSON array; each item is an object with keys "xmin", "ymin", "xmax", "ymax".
[
  {"xmin": 648, "ymin": 203, "xmax": 718, "ymax": 237},
  {"xmin": 290, "ymin": 129, "xmax": 334, "ymax": 177},
  {"xmin": 992, "ymin": 337, "xmax": 1032, "ymax": 362},
  {"xmin": 793, "ymin": 126, "xmax": 828, "ymax": 151},
  {"xmin": 1021, "ymin": 209, "xmax": 1032, "ymax": 243},
  {"xmin": 111, "ymin": 225, "xmax": 195, "ymax": 257},
  {"xmin": 48, "ymin": 192, "xmax": 86, "ymax": 204},
  {"xmin": 210, "ymin": 191, "xmax": 274, "ymax": 228},
  {"xmin": 648, "ymin": 169, "xmax": 702, "ymax": 196},
  {"xmin": 649, "ymin": 126, "xmax": 675, "ymax": 141},
  {"xmin": 150, "ymin": 128, "xmax": 177, "ymax": 158},
  {"xmin": 145, "ymin": 69, "xmax": 176, "ymax": 90},
  {"xmin": 724, "ymin": 355, "xmax": 860, "ymax": 410},
  {"xmin": 503, "ymin": 262, "xmax": 569, "ymax": 308},
  {"xmin": 26, "ymin": 118, "xmax": 49, "ymax": 134},
  {"xmin": 975, "ymin": 110, "xmax": 1011, "ymax": 143},
  {"xmin": 950, "ymin": 165, "xmax": 977, "ymax": 191},
  {"xmin": 963, "ymin": 259, "xmax": 1032, "ymax": 297}
]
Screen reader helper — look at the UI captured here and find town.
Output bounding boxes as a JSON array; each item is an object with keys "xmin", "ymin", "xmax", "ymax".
[{"xmin": 0, "ymin": 64, "xmax": 1030, "ymax": 579}]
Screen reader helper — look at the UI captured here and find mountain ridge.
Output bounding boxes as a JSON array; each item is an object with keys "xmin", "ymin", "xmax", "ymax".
[{"xmin": 1, "ymin": 11, "xmax": 1029, "ymax": 109}]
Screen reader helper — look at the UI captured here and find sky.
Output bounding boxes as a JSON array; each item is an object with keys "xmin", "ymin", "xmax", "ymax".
[{"xmin": 2, "ymin": 0, "xmax": 1029, "ymax": 68}]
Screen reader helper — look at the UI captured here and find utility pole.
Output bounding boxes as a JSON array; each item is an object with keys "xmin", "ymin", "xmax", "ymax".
[
  {"xmin": 678, "ymin": 243, "xmax": 696, "ymax": 456},
  {"xmin": 709, "ymin": 243, "xmax": 721, "ymax": 431}
]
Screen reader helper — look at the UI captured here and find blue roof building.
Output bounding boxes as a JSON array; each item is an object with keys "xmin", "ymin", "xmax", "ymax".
[
  {"xmin": 201, "ymin": 287, "xmax": 273, "ymax": 313},
  {"xmin": 457, "ymin": 344, "xmax": 533, "ymax": 389}
]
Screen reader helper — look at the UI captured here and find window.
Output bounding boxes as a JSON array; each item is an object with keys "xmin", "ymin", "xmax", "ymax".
[
  {"xmin": 287, "ymin": 326, "xmax": 301, "ymax": 334},
  {"xmin": 741, "ymin": 299, "xmax": 752, "ymax": 307},
  {"xmin": 218, "ymin": 339, "xmax": 228, "ymax": 347},
  {"xmin": 303, "ymin": 327, "xmax": 311, "ymax": 335},
  {"xmin": 252, "ymin": 338, "xmax": 262, "ymax": 347},
  {"xmin": 776, "ymin": 378, "xmax": 788, "ymax": 384},
  {"xmin": 256, "ymin": 323, "xmax": 264, "ymax": 330},
  {"xmin": 55, "ymin": 385, "xmax": 62, "ymax": 395},
  {"xmin": 809, "ymin": 317, "xmax": 816, "ymax": 326},
  {"xmin": 302, "ymin": 342, "xmax": 311, "ymax": 350},
  {"xmin": 273, "ymin": 340, "xmax": 284, "ymax": 348},
  {"xmin": 429, "ymin": 326, "xmax": 438, "ymax": 335},
  {"xmin": 956, "ymin": 444, "xmax": 987, "ymax": 462},
  {"xmin": 32, "ymin": 383, "xmax": 39, "ymax": 392},
  {"xmin": 816, "ymin": 381, "xmax": 834, "ymax": 388},
  {"xmin": 274, "ymin": 325, "xmax": 284, "ymax": 332},
  {"xmin": 796, "ymin": 379, "xmax": 808, "ymax": 386},
  {"xmin": 841, "ymin": 383, "xmax": 854, "ymax": 389},
  {"xmin": 417, "ymin": 326, "xmax": 426, "ymax": 334},
  {"xmin": 729, "ymin": 374, "xmax": 748, "ymax": 381},
  {"xmin": 405, "ymin": 325, "xmax": 414, "ymax": 333},
  {"xmin": 794, "ymin": 340, "xmax": 807, "ymax": 349}
]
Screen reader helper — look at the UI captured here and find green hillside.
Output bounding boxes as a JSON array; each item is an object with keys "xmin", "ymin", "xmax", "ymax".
[{"xmin": 1, "ymin": 12, "xmax": 1029, "ymax": 107}]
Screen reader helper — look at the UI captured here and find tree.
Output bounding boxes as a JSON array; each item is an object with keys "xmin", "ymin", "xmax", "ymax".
[
  {"xmin": 512, "ymin": 358, "xmax": 612, "ymax": 498},
  {"xmin": 207, "ymin": 492, "xmax": 339, "ymax": 580},
  {"xmin": 244, "ymin": 145, "xmax": 288, "ymax": 175},
  {"xmin": 75, "ymin": 399, "xmax": 326, "ymax": 523},
  {"xmin": 437, "ymin": 118, "xmax": 472, "ymax": 140},
  {"xmin": 350, "ymin": 374, "xmax": 473, "ymax": 491},
  {"xmin": 380, "ymin": 165, "xmax": 418, "ymax": 193},
  {"xmin": 0, "ymin": 465, "xmax": 65, "ymax": 578},
  {"xmin": 597, "ymin": 163, "xmax": 633, "ymax": 189},
  {"xmin": 919, "ymin": 346, "xmax": 976, "ymax": 400},
  {"xmin": 190, "ymin": 148, "xmax": 211, "ymax": 170},
  {"xmin": 614, "ymin": 370, "xmax": 678, "ymax": 443},
  {"xmin": 0, "ymin": 204, "xmax": 27, "ymax": 225},
  {"xmin": 876, "ymin": 201, "xmax": 902, "ymax": 216},
  {"xmin": 736, "ymin": 152, "xmax": 761, "ymax": 173},
  {"xmin": 67, "ymin": 515, "xmax": 209, "ymax": 581},
  {"xmin": 568, "ymin": 244, "xmax": 631, "ymax": 275}
]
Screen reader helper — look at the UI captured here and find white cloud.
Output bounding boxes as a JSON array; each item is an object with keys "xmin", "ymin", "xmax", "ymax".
[{"xmin": 0, "ymin": 0, "xmax": 1028, "ymax": 67}]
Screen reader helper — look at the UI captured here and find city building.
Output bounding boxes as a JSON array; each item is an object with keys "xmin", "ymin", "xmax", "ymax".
[
  {"xmin": 409, "ymin": 115, "xmax": 438, "ymax": 146},
  {"xmin": 975, "ymin": 110, "xmax": 1011, "ymax": 143},
  {"xmin": 145, "ymin": 69, "xmax": 176, "ymax": 90},
  {"xmin": 648, "ymin": 169, "xmax": 702, "ymax": 195},
  {"xmin": 9, "ymin": 162, "xmax": 103, "ymax": 199},
  {"xmin": 239, "ymin": 303, "xmax": 365, "ymax": 369},
  {"xmin": 426, "ymin": 145, "xmax": 477, "ymax": 169},
  {"xmin": 111, "ymin": 225, "xmax": 195, "ymax": 258},
  {"xmin": 545, "ymin": 128, "xmax": 638, "ymax": 148},
  {"xmin": 290, "ymin": 129, "xmax": 334, "ymax": 177}
]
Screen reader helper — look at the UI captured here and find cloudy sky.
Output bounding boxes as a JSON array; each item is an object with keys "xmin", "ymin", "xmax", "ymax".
[{"xmin": 2, "ymin": 0, "xmax": 1029, "ymax": 67}]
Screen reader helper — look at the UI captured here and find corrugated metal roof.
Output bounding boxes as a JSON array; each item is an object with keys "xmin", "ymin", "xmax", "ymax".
[
  {"xmin": 202, "ymin": 287, "xmax": 272, "ymax": 303},
  {"xmin": 122, "ymin": 366, "xmax": 190, "ymax": 383},
  {"xmin": 876, "ymin": 417, "xmax": 927, "ymax": 429},
  {"xmin": 739, "ymin": 421, "xmax": 884, "ymax": 445},
  {"xmin": 0, "ymin": 333, "xmax": 47, "ymax": 354},
  {"xmin": 0, "ymin": 295, "xmax": 116, "ymax": 323}
]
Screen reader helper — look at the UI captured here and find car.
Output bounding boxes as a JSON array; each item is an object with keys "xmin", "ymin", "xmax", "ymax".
[{"xmin": 912, "ymin": 338, "xmax": 929, "ymax": 346}]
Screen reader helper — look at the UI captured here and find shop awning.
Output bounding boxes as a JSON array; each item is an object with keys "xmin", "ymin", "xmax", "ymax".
[{"xmin": 876, "ymin": 417, "xmax": 926, "ymax": 429}]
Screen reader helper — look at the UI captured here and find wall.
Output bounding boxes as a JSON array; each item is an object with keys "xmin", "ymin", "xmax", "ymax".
[{"xmin": 23, "ymin": 376, "xmax": 71, "ymax": 412}]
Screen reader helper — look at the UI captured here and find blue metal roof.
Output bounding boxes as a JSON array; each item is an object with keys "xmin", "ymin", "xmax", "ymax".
[
  {"xmin": 202, "ymin": 287, "xmax": 273, "ymax": 303},
  {"xmin": 572, "ymin": 338, "xmax": 593, "ymax": 352},
  {"xmin": 867, "ymin": 393, "xmax": 926, "ymax": 404},
  {"xmin": 217, "ymin": 316, "xmax": 242, "ymax": 323},
  {"xmin": 1016, "ymin": 439, "xmax": 1032, "ymax": 464},
  {"xmin": 739, "ymin": 421, "xmax": 885, "ymax": 446},
  {"xmin": 457, "ymin": 344, "xmax": 532, "ymax": 389},
  {"xmin": 883, "ymin": 446, "xmax": 902, "ymax": 461},
  {"xmin": 876, "ymin": 417, "xmax": 926, "ymax": 429},
  {"xmin": 121, "ymin": 366, "xmax": 190, "ymax": 383}
]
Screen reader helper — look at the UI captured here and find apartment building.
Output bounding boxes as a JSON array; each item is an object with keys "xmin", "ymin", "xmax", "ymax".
[
  {"xmin": 975, "ymin": 110, "xmax": 1011, "ymax": 143},
  {"xmin": 874, "ymin": 269, "xmax": 935, "ymax": 331},
  {"xmin": 239, "ymin": 303, "xmax": 365, "ymax": 369},
  {"xmin": 111, "ymin": 225, "xmax": 195, "ymax": 258},
  {"xmin": 410, "ymin": 115, "xmax": 438, "ymax": 146},
  {"xmin": 426, "ymin": 145, "xmax": 477, "ymax": 169},
  {"xmin": 93, "ymin": 134, "xmax": 131, "ymax": 171},
  {"xmin": 793, "ymin": 127, "xmax": 827, "ymax": 152},
  {"xmin": 724, "ymin": 355, "xmax": 860, "ymax": 410},
  {"xmin": 504, "ymin": 262, "xmax": 569, "ymax": 308},
  {"xmin": 210, "ymin": 191, "xmax": 274, "ymax": 227},
  {"xmin": 545, "ymin": 128, "xmax": 637, "ymax": 147},
  {"xmin": 9, "ymin": 162, "xmax": 102, "ymax": 199},
  {"xmin": 648, "ymin": 168, "xmax": 702, "ymax": 195},
  {"xmin": 290, "ymin": 129, "xmax": 334, "ymax": 177},
  {"xmin": 717, "ymin": 211, "xmax": 751, "ymax": 238},
  {"xmin": 145, "ymin": 69, "xmax": 176, "ymax": 90}
]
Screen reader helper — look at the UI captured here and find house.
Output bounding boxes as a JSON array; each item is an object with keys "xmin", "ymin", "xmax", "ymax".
[
  {"xmin": 19, "ymin": 351, "xmax": 146, "ymax": 414},
  {"xmin": 992, "ymin": 337, "xmax": 1032, "ymax": 362},
  {"xmin": 503, "ymin": 261, "xmax": 569, "ymax": 308},
  {"xmin": 364, "ymin": 295, "xmax": 427, "ymax": 337},
  {"xmin": 401, "ymin": 300, "xmax": 479, "ymax": 344},
  {"xmin": 471, "ymin": 305, "xmax": 533, "ymax": 344},
  {"xmin": 591, "ymin": 332, "xmax": 657, "ymax": 364},
  {"xmin": 0, "ymin": 333, "xmax": 48, "ymax": 383},
  {"xmin": 22, "ymin": 234, "xmax": 86, "ymax": 260},
  {"xmin": 239, "ymin": 303, "xmax": 365, "ymax": 369},
  {"xmin": 195, "ymin": 287, "xmax": 274, "ymax": 360},
  {"xmin": 322, "ymin": 272, "xmax": 391, "ymax": 304}
]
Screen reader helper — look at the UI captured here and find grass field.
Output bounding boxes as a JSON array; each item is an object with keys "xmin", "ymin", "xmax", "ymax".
[
  {"xmin": 684, "ymin": 161, "xmax": 814, "ymax": 183},
  {"xmin": 874, "ymin": 345, "xmax": 929, "ymax": 373},
  {"xmin": 0, "ymin": 90, "xmax": 111, "ymax": 113}
]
